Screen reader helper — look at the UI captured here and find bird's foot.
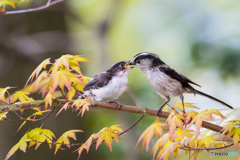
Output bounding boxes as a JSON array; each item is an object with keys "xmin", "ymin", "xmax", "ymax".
[{"xmin": 109, "ymin": 101, "xmax": 121, "ymax": 110}]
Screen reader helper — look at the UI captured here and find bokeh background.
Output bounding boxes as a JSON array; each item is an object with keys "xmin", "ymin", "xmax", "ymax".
[{"xmin": 1, "ymin": 0, "xmax": 240, "ymax": 159}]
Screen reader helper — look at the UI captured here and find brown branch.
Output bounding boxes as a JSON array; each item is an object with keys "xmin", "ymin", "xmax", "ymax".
[
  {"xmin": 0, "ymin": 99, "xmax": 225, "ymax": 135},
  {"xmin": 4, "ymin": 0, "xmax": 64, "ymax": 15}
]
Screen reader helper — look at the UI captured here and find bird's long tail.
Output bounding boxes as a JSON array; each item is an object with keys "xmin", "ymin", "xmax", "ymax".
[{"xmin": 196, "ymin": 90, "xmax": 234, "ymax": 110}]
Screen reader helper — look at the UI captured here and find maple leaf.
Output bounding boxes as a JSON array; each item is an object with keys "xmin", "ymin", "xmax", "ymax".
[
  {"xmin": 29, "ymin": 71, "xmax": 49, "ymax": 92},
  {"xmin": 76, "ymin": 134, "xmax": 98, "ymax": 159},
  {"xmin": 199, "ymin": 136, "xmax": 218, "ymax": 148},
  {"xmin": 25, "ymin": 58, "xmax": 50, "ymax": 86},
  {"xmin": 51, "ymin": 55, "xmax": 74, "ymax": 74},
  {"xmin": 152, "ymin": 133, "xmax": 171, "ymax": 160},
  {"xmin": 69, "ymin": 55, "xmax": 91, "ymax": 74},
  {"xmin": 12, "ymin": 91, "xmax": 34, "ymax": 103},
  {"xmin": 44, "ymin": 91, "xmax": 55, "ymax": 110},
  {"xmin": 55, "ymin": 130, "xmax": 83, "ymax": 154},
  {"xmin": 5, "ymin": 133, "xmax": 31, "ymax": 160},
  {"xmin": 159, "ymin": 141, "xmax": 181, "ymax": 160},
  {"xmin": 0, "ymin": 86, "xmax": 13, "ymax": 103},
  {"xmin": 136, "ymin": 118, "xmax": 166, "ymax": 151},
  {"xmin": 220, "ymin": 120, "xmax": 240, "ymax": 138},
  {"xmin": 166, "ymin": 111, "xmax": 184, "ymax": 139},
  {"xmin": 109, "ymin": 125, "xmax": 124, "ymax": 134},
  {"xmin": 174, "ymin": 102, "xmax": 200, "ymax": 111},
  {"xmin": 73, "ymin": 99, "xmax": 91, "ymax": 117},
  {"xmin": 96, "ymin": 130, "xmax": 121, "ymax": 151},
  {"xmin": 56, "ymin": 102, "xmax": 70, "ymax": 116},
  {"xmin": 51, "ymin": 69, "xmax": 84, "ymax": 94},
  {"xmin": 27, "ymin": 128, "xmax": 55, "ymax": 150},
  {"xmin": 174, "ymin": 128, "xmax": 195, "ymax": 141},
  {"xmin": 0, "ymin": 112, "xmax": 7, "ymax": 121},
  {"xmin": 184, "ymin": 110, "xmax": 199, "ymax": 126},
  {"xmin": 230, "ymin": 128, "xmax": 240, "ymax": 150},
  {"xmin": 187, "ymin": 109, "xmax": 226, "ymax": 135}
]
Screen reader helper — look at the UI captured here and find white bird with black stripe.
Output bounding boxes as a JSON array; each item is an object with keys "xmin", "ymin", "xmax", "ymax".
[{"xmin": 129, "ymin": 52, "xmax": 234, "ymax": 114}]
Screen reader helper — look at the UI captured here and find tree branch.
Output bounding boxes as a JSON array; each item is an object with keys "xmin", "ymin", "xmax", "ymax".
[
  {"xmin": 4, "ymin": 0, "xmax": 64, "ymax": 15},
  {"xmin": 0, "ymin": 99, "xmax": 225, "ymax": 135}
]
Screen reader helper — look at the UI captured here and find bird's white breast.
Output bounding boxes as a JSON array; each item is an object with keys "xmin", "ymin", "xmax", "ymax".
[
  {"xmin": 144, "ymin": 69, "xmax": 182, "ymax": 97},
  {"xmin": 90, "ymin": 75, "xmax": 128, "ymax": 102}
]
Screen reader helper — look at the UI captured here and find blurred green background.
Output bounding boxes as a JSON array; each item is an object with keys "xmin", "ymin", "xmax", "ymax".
[{"xmin": 0, "ymin": 0, "xmax": 240, "ymax": 159}]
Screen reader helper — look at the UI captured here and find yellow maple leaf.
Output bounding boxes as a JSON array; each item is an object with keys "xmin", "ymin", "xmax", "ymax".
[
  {"xmin": 230, "ymin": 128, "xmax": 240, "ymax": 150},
  {"xmin": 67, "ymin": 87, "xmax": 76, "ymax": 100},
  {"xmin": 12, "ymin": 91, "xmax": 34, "ymax": 103},
  {"xmin": 55, "ymin": 130, "xmax": 83, "ymax": 154},
  {"xmin": 96, "ymin": 130, "xmax": 121, "ymax": 152}
]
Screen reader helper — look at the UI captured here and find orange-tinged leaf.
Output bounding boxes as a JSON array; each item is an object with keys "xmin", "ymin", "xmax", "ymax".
[
  {"xmin": 56, "ymin": 102, "xmax": 70, "ymax": 116},
  {"xmin": 136, "ymin": 118, "xmax": 166, "ymax": 151},
  {"xmin": 0, "ymin": 86, "xmax": 13, "ymax": 103},
  {"xmin": 5, "ymin": 134, "xmax": 31, "ymax": 160},
  {"xmin": 29, "ymin": 71, "xmax": 49, "ymax": 92},
  {"xmin": 12, "ymin": 91, "xmax": 34, "ymax": 103},
  {"xmin": 166, "ymin": 113, "xmax": 184, "ymax": 139},
  {"xmin": 52, "ymin": 55, "xmax": 74, "ymax": 74},
  {"xmin": 73, "ymin": 99, "xmax": 91, "ymax": 117},
  {"xmin": 44, "ymin": 92, "xmax": 55, "ymax": 110},
  {"xmin": 187, "ymin": 109, "xmax": 226, "ymax": 135},
  {"xmin": 25, "ymin": 58, "xmax": 50, "ymax": 86},
  {"xmin": 96, "ymin": 130, "xmax": 121, "ymax": 152},
  {"xmin": 184, "ymin": 110, "xmax": 198, "ymax": 125},
  {"xmin": 0, "ymin": 112, "xmax": 7, "ymax": 121}
]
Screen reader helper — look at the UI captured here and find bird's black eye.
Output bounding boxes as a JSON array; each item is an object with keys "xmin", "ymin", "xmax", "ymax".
[
  {"xmin": 119, "ymin": 63, "xmax": 124, "ymax": 68},
  {"xmin": 136, "ymin": 59, "xmax": 140, "ymax": 63}
]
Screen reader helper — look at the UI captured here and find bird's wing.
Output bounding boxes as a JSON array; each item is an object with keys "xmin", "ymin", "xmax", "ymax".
[
  {"xmin": 83, "ymin": 73, "xmax": 112, "ymax": 91},
  {"xmin": 159, "ymin": 66, "xmax": 201, "ymax": 87}
]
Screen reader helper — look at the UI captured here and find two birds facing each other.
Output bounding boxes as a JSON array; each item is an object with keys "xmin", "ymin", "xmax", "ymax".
[{"xmin": 82, "ymin": 52, "xmax": 234, "ymax": 115}]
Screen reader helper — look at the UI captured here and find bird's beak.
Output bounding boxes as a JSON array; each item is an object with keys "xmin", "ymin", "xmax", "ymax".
[{"xmin": 125, "ymin": 61, "xmax": 134, "ymax": 69}]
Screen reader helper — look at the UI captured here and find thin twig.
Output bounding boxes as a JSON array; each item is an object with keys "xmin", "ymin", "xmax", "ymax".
[
  {"xmin": 4, "ymin": 0, "xmax": 64, "ymax": 15},
  {"xmin": 58, "ymin": 87, "xmax": 68, "ymax": 102},
  {"xmin": 4, "ymin": 107, "xmax": 56, "ymax": 122},
  {"xmin": 119, "ymin": 115, "xmax": 144, "ymax": 136}
]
